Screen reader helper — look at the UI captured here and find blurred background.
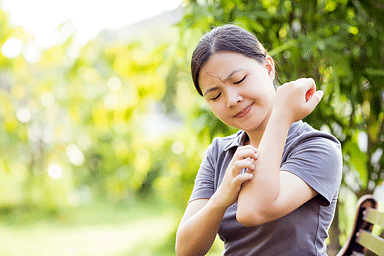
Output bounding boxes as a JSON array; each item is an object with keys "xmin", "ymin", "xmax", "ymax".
[{"xmin": 0, "ymin": 0, "xmax": 383, "ymax": 255}]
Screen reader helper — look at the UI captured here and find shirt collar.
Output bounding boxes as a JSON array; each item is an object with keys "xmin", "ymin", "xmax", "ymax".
[
  {"xmin": 223, "ymin": 130, "xmax": 248, "ymax": 151},
  {"xmin": 223, "ymin": 120, "xmax": 303, "ymax": 151}
]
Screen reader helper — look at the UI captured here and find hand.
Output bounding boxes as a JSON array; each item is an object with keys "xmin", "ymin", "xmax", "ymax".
[
  {"xmin": 273, "ymin": 78, "xmax": 323, "ymax": 124},
  {"xmin": 211, "ymin": 145, "xmax": 258, "ymax": 209}
]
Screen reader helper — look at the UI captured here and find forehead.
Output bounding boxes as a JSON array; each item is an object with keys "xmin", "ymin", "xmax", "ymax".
[
  {"xmin": 198, "ymin": 52, "xmax": 257, "ymax": 89},
  {"xmin": 200, "ymin": 52, "xmax": 251, "ymax": 78}
]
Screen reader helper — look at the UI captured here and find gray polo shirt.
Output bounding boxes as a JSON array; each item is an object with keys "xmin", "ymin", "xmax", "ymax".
[{"xmin": 189, "ymin": 121, "xmax": 342, "ymax": 255}]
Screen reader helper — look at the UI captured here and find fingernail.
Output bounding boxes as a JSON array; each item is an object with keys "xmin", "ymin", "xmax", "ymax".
[
  {"xmin": 252, "ymin": 165, "xmax": 255, "ymax": 169},
  {"xmin": 249, "ymin": 174, "xmax": 253, "ymax": 178}
]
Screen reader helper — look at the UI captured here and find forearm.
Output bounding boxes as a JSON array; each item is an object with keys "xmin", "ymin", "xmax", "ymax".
[
  {"xmin": 175, "ymin": 196, "xmax": 227, "ymax": 256},
  {"xmin": 237, "ymin": 111, "xmax": 291, "ymax": 225}
]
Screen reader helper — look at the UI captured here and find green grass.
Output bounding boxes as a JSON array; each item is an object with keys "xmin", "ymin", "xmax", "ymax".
[
  {"xmin": 0, "ymin": 199, "xmax": 175, "ymax": 256},
  {"xmin": 0, "ymin": 198, "xmax": 224, "ymax": 255}
]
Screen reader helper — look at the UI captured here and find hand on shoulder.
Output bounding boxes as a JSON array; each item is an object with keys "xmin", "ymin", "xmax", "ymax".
[{"xmin": 273, "ymin": 78, "xmax": 323, "ymax": 124}]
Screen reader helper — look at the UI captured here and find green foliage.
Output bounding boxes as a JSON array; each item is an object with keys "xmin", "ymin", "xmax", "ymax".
[
  {"xmin": 175, "ymin": 0, "xmax": 384, "ymax": 253},
  {"xmin": 0, "ymin": 1, "xmax": 384, "ymax": 254},
  {"xmin": 178, "ymin": 0, "xmax": 384, "ymax": 194}
]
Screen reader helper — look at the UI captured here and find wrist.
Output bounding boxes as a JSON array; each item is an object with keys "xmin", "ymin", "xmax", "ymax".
[
  {"xmin": 270, "ymin": 108, "xmax": 293, "ymax": 128},
  {"xmin": 209, "ymin": 193, "xmax": 231, "ymax": 212}
]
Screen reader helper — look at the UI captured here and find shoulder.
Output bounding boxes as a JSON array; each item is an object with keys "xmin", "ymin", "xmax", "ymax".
[
  {"xmin": 286, "ymin": 121, "xmax": 341, "ymax": 153},
  {"xmin": 283, "ymin": 121, "xmax": 343, "ymax": 178},
  {"xmin": 281, "ymin": 122, "xmax": 342, "ymax": 205}
]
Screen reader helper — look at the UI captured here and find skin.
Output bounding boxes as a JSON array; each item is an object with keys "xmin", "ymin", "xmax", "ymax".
[{"xmin": 175, "ymin": 51, "xmax": 324, "ymax": 256}]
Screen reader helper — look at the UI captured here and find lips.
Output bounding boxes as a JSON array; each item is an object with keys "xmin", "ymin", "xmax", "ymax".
[{"xmin": 234, "ymin": 103, "xmax": 253, "ymax": 118}]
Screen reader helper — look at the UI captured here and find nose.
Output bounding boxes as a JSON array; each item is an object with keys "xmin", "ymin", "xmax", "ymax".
[{"xmin": 226, "ymin": 87, "xmax": 243, "ymax": 108}]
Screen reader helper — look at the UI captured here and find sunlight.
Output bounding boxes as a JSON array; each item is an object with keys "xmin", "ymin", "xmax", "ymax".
[
  {"xmin": 48, "ymin": 163, "xmax": 63, "ymax": 180},
  {"xmin": 66, "ymin": 144, "xmax": 84, "ymax": 166},
  {"xmin": 172, "ymin": 141, "xmax": 184, "ymax": 155},
  {"xmin": 2, "ymin": 0, "xmax": 183, "ymax": 47},
  {"xmin": 1, "ymin": 38, "xmax": 23, "ymax": 58},
  {"xmin": 104, "ymin": 93, "xmax": 119, "ymax": 110},
  {"xmin": 16, "ymin": 107, "xmax": 31, "ymax": 123},
  {"xmin": 40, "ymin": 92, "xmax": 55, "ymax": 107},
  {"xmin": 107, "ymin": 77, "xmax": 121, "ymax": 91}
]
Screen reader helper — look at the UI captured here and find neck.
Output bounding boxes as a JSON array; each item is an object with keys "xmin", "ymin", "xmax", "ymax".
[
  {"xmin": 245, "ymin": 129, "xmax": 264, "ymax": 148},
  {"xmin": 244, "ymin": 108, "xmax": 272, "ymax": 148}
]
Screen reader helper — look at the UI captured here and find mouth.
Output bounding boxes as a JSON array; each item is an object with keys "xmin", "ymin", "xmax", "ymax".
[{"xmin": 234, "ymin": 103, "xmax": 254, "ymax": 118}]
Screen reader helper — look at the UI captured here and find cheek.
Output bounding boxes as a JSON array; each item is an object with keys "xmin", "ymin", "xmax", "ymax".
[
  {"xmin": 207, "ymin": 103, "xmax": 227, "ymax": 119},
  {"xmin": 264, "ymin": 87, "xmax": 275, "ymax": 103}
]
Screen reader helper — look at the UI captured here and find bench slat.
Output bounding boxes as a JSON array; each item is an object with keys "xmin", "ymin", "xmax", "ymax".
[
  {"xmin": 356, "ymin": 230, "xmax": 384, "ymax": 256},
  {"xmin": 364, "ymin": 208, "xmax": 384, "ymax": 228}
]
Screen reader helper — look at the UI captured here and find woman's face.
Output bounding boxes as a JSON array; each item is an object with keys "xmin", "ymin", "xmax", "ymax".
[{"xmin": 198, "ymin": 51, "xmax": 276, "ymax": 133}]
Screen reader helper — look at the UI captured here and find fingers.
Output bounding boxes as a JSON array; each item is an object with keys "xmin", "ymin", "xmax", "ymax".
[
  {"xmin": 230, "ymin": 146, "xmax": 258, "ymax": 175},
  {"xmin": 293, "ymin": 77, "xmax": 323, "ymax": 107},
  {"xmin": 301, "ymin": 78, "xmax": 315, "ymax": 89},
  {"xmin": 299, "ymin": 78, "xmax": 323, "ymax": 111},
  {"xmin": 233, "ymin": 145, "xmax": 258, "ymax": 161},
  {"xmin": 277, "ymin": 77, "xmax": 323, "ymax": 123},
  {"xmin": 235, "ymin": 172, "xmax": 253, "ymax": 186},
  {"xmin": 232, "ymin": 158, "xmax": 256, "ymax": 175},
  {"xmin": 305, "ymin": 90, "xmax": 323, "ymax": 112}
]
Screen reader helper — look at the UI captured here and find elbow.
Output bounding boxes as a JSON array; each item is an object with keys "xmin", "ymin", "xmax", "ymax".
[
  {"xmin": 236, "ymin": 190, "xmax": 280, "ymax": 226},
  {"xmin": 236, "ymin": 200, "xmax": 277, "ymax": 226},
  {"xmin": 236, "ymin": 209, "xmax": 267, "ymax": 227}
]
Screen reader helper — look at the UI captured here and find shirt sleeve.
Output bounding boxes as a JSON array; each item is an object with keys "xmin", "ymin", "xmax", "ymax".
[
  {"xmin": 188, "ymin": 139, "xmax": 217, "ymax": 203},
  {"xmin": 280, "ymin": 132, "xmax": 342, "ymax": 206}
]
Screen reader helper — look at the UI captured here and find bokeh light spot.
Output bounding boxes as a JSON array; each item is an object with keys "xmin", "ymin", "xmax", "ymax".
[
  {"xmin": 172, "ymin": 141, "xmax": 184, "ymax": 155},
  {"xmin": 108, "ymin": 77, "xmax": 121, "ymax": 91},
  {"xmin": 48, "ymin": 163, "xmax": 63, "ymax": 180},
  {"xmin": 40, "ymin": 92, "xmax": 55, "ymax": 107},
  {"xmin": 104, "ymin": 93, "xmax": 119, "ymax": 110},
  {"xmin": 16, "ymin": 107, "xmax": 31, "ymax": 123},
  {"xmin": 1, "ymin": 38, "xmax": 23, "ymax": 58},
  {"xmin": 66, "ymin": 144, "xmax": 84, "ymax": 166}
]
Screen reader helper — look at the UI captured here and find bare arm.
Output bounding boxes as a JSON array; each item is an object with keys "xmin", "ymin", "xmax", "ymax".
[
  {"xmin": 237, "ymin": 78, "xmax": 323, "ymax": 226},
  {"xmin": 175, "ymin": 198, "xmax": 225, "ymax": 256},
  {"xmin": 176, "ymin": 146, "xmax": 257, "ymax": 255}
]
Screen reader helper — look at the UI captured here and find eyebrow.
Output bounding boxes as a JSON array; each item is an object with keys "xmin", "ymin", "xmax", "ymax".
[
  {"xmin": 203, "ymin": 86, "xmax": 219, "ymax": 96},
  {"xmin": 203, "ymin": 69, "xmax": 243, "ymax": 96},
  {"xmin": 223, "ymin": 69, "xmax": 243, "ymax": 81}
]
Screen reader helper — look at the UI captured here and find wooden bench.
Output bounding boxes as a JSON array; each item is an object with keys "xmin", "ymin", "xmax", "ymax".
[{"xmin": 337, "ymin": 195, "xmax": 384, "ymax": 256}]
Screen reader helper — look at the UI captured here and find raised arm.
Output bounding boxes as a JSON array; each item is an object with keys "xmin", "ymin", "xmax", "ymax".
[{"xmin": 236, "ymin": 78, "xmax": 323, "ymax": 226}]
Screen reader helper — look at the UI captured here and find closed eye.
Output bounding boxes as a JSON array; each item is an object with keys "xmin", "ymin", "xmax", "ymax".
[
  {"xmin": 234, "ymin": 76, "xmax": 247, "ymax": 84},
  {"xmin": 211, "ymin": 93, "xmax": 221, "ymax": 100}
]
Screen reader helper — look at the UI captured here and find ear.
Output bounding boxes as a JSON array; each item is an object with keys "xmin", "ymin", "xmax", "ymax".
[{"xmin": 265, "ymin": 55, "xmax": 275, "ymax": 81}]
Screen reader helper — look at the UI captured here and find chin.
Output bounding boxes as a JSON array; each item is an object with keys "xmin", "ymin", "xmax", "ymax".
[{"xmin": 234, "ymin": 121, "xmax": 262, "ymax": 132}]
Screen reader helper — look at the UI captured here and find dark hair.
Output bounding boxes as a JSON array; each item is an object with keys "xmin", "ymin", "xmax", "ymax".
[{"xmin": 191, "ymin": 24, "xmax": 270, "ymax": 96}]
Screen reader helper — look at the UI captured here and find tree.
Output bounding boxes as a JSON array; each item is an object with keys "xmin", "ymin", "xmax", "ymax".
[{"xmin": 174, "ymin": 0, "xmax": 384, "ymax": 254}]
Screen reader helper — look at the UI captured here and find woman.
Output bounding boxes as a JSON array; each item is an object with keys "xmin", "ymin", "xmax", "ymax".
[{"xmin": 175, "ymin": 24, "xmax": 342, "ymax": 255}]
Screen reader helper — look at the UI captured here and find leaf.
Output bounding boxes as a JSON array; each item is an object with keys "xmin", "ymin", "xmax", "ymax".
[
  {"xmin": 268, "ymin": 39, "xmax": 298, "ymax": 57},
  {"xmin": 365, "ymin": 68, "xmax": 384, "ymax": 76},
  {"xmin": 344, "ymin": 139, "xmax": 368, "ymax": 188},
  {"xmin": 234, "ymin": 16, "xmax": 265, "ymax": 33}
]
